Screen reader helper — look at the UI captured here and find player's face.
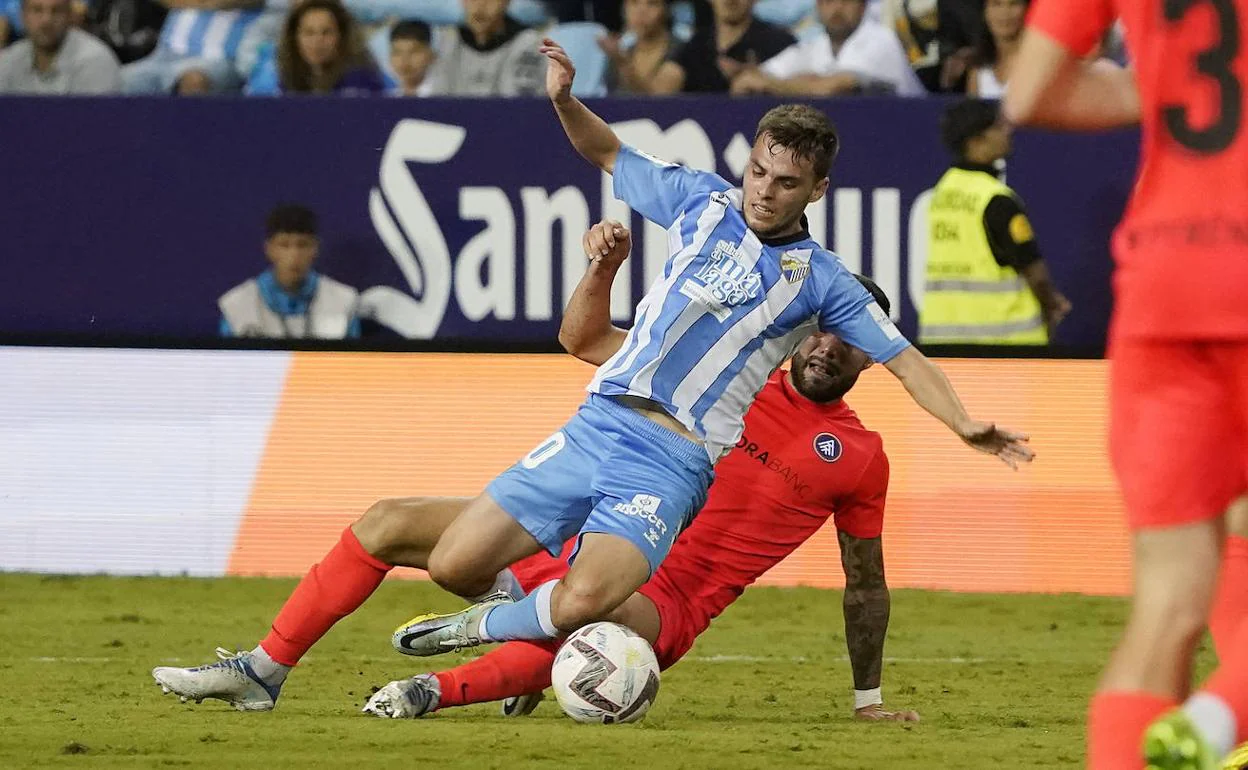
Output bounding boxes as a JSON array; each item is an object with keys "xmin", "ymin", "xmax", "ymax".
[
  {"xmin": 817, "ymin": 0, "xmax": 865, "ymax": 41},
  {"xmin": 390, "ymin": 39, "xmax": 434, "ymax": 87},
  {"xmin": 710, "ymin": 0, "xmax": 753, "ymax": 26},
  {"xmin": 984, "ymin": 0, "xmax": 1027, "ymax": 43},
  {"xmin": 296, "ymin": 9, "xmax": 341, "ymax": 70},
  {"xmin": 464, "ymin": 0, "xmax": 509, "ymax": 30},
  {"xmin": 743, "ymin": 133, "xmax": 829, "ymax": 238},
  {"xmin": 22, "ymin": 0, "xmax": 71, "ymax": 52},
  {"xmin": 265, "ymin": 232, "xmax": 319, "ymax": 291},
  {"xmin": 624, "ymin": 0, "xmax": 667, "ymax": 37},
  {"xmin": 789, "ymin": 332, "xmax": 872, "ymax": 403}
]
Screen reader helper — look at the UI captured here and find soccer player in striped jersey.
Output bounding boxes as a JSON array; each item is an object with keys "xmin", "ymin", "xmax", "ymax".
[
  {"xmin": 150, "ymin": 43, "xmax": 1033, "ymax": 707},
  {"xmin": 363, "ymin": 224, "xmax": 921, "ymax": 723},
  {"xmin": 384, "ymin": 39, "xmax": 1032, "ymax": 659}
]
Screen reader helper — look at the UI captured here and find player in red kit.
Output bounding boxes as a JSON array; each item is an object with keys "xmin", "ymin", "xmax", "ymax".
[
  {"xmin": 365, "ymin": 220, "xmax": 919, "ymax": 722},
  {"xmin": 1005, "ymin": 2, "xmax": 1248, "ymax": 768}
]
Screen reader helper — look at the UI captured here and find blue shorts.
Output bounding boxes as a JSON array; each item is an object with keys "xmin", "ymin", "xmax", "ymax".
[{"xmin": 486, "ymin": 394, "xmax": 714, "ymax": 575}]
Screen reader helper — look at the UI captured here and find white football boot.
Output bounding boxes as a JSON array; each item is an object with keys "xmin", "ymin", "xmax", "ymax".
[
  {"xmin": 391, "ymin": 591, "xmax": 514, "ymax": 657},
  {"xmin": 362, "ymin": 673, "xmax": 441, "ymax": 719},
  {"xmin": 152, "ymin": 648, "xmax": 282, "ymax": 712},
  {"xmin": 500, "ymin": 691, "xmax": 544, "ymax": 717}
]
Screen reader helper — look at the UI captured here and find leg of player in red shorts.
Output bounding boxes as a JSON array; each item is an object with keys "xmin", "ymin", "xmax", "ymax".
[
  {"xmin": 1210, "ymin": 497, "xmax": 1248, "ymax": 659},
  {"xmin": 1088, "ymin": 341, "xmax": 1248, "ymax": 770}
]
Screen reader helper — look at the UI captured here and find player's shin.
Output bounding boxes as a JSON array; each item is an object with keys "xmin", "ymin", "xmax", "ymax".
[
  {"xmin": 260, "ymin": 527, "xmax": 393, "ymax": 671},
  {"xmin": 1210, "ymin": 498, "xmax": 1248, "ymax": 658},
  {"xmin": 435, "ymin": 641, "xmax": 560, "ymax": 709}
]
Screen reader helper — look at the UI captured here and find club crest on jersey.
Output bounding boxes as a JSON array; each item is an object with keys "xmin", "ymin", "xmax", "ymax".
[
  {"xmin": 781, "ymin": 250, "xmax": 811, "ymax": 284},
  {"xmin": 680, "ymin": 239, "xmax": 762, "ymax": 321},
  {"xmin": 813, "ymin": 432, "xmax": 843, "ymax": 463}
]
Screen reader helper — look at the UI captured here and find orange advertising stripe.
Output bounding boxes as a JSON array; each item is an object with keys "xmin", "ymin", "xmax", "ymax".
[{"xmin": 228, "ymin": 354, "xmax": 1131, "ymax": 596}]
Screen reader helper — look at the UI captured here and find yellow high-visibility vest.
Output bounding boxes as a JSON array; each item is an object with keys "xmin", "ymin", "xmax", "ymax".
[{"xmin": 920, "ymin": 167, "xmax": 1046, "ymax": 344}]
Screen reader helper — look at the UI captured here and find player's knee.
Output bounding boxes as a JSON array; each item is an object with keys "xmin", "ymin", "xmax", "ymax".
[
  {"xmin": 1226, "ymin": 496, "xmax": 1248, "ymax": 539},
  {"xmin": 426, "ymin": 545, "xmax": 490, "ymax": 598},
  {"xmin": 352, "ymin": 498, "xmax": 406, "ymax": 560},
  {"xmin": 1128, "ymin": 587, "xmax": 1208, "ymax": 646},
  {"xmin": 550, "ymin": 580, "xmax": 615, "ymax": 632}
]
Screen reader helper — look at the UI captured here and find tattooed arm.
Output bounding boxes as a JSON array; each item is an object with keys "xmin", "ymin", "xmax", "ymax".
[
  {"xmin": 835, "ymin": 446, "xmax": 919, "ymax": 722},
  {"xmin": 839, "ymin": 529, "xmax": 890, "ymax": 692}
]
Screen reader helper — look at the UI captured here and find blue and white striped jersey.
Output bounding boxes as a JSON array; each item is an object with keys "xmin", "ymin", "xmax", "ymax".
[
  {"xmin": 160, "ymin": 9, "xmax": 262, "ymax": 60},
  {"xmin": 588, "ymin": 145, "xmax": 911, "ymax": 460}
]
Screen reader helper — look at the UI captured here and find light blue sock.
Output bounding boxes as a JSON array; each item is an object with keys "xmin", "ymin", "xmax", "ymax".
[{"xmin": 479, "ymin": 580, "xmax": 559, "ymax": 642}]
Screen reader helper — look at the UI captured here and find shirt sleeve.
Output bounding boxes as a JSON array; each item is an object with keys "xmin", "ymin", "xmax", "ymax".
[
  {"xmin": 834, "ymin": 445, "xmax": 889, "ymax": 540},
  {"xmin": 817, "ymin": 264, "xmax": 911, "ymax": 363},
  {"xmin": 983, "ymin": 194, "xmax": 1042, "ymax": 270},
  {"xmin": 761, "ymin": 42, "xmax": 805, "ymax": 78},
  {"xmin": 612, "ymin": 144, "xmax": 731, "ymax": 228},
  {"xmin": 1027, "ymin": 0, "xmax": 1116, "ymax": 57}
]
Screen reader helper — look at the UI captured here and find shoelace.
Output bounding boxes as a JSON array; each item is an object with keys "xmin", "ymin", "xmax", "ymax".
[{"xmin": 188, "ymin": 647, "xmax": 247, "ymax": 673}]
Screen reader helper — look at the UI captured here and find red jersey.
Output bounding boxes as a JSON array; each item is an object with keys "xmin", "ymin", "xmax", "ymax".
[
  {"xmin": 649, "ymin": 369, "xmax": 889, "ymax": 625},
  {"xmin": 1029, "ymin": 0, "xmax": 1248, "ymax": 340}
]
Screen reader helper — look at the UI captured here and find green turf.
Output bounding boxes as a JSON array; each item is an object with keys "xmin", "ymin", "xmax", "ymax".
[{"xmin": 0, "ymin": 574, "xmax": 1214, "ymax": 769}]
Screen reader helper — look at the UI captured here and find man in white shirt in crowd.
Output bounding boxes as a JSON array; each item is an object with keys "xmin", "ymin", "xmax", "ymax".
[
  {"xmin": 0, "ymin": 0, "xmax": 121, "ymax": 94},
  {"xmin": 730, "ymin": 0, "xmax": 924, "ymax": 97}
]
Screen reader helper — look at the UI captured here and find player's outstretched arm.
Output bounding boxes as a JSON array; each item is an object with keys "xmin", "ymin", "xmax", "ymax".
[
  {"xmin": 838, "ymin": 530, "xmax": 919, "ymax": 723},
  {"xmin": 540, "ymin": 39, "xmax": 621, "ymax": 174},
  {"xmin": 883, "ymin": 347, "xmax": 1035, "ymax": 469},
  {"xmin": 559, "ymin": 220, "xmax": 631, "ymax": 366},
  {"xmin": 1003, "ymin": 28, "xmax": 1139, "ymax": 131}
]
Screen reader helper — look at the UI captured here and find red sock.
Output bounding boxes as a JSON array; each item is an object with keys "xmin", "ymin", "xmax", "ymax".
[
  {"xmin": 1210, "ymin": 535, "xmax": 1248, "ymax": 659},
  {"xmin": 435, "ymin": 641, "xmax": 560, "ymax": 708},
  {"xmin": 1087, "ymin": 691, "xmax": 1177, "ymax": 770},
  {"xmin": 1202, "ymin": 616, "xmax": 1248, "ymax": 744},
  {"xmin": 259, "ymin": 527, "xmax": 391, "ymax": 666}
]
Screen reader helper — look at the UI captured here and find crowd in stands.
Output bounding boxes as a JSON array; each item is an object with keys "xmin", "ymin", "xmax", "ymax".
[{"xmin": 0, "ymin": 0, "xmax": 1128, "ymax": 97}]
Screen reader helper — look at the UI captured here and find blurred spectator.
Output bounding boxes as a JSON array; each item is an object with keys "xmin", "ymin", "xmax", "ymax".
[
  {"xmin": 651, "ymin": 0, "xmax": 793, "ymax": 94},
  {"xmin": 965, "ymin": 0, "xmax": 1026, "ymax": 98},
  {"xmin": 257, "ymin": 0, "xmax": 384, "ymax": 94},
  {"xmin": 731, "ymin": 0, "xmax": 922, "ymax": 97},
  {"xmin": 879, "ymin": 0, "xmax": 980, "ymax": 93},
  {"xmin": 599, "ymin": 0, "xmax": 674, "ymax": 93},
  {"xmin": 549, "ymin": 0, "xmax": 622, "ymax": 31},
  {"xmin": 121, "ymin": 0, "xmax": 270, "ymax": 94},
  {"xmin": 920, "ymin": 100, "xmax": 1070, "ymax": 346},
  {"xmin": 1, "ymin": 0, "xmax": 15, "ymax": 47},
  {"xmin": 219, "ymin": 204, "xmax": 362, "ymax": 340},
  {"xmin": 0, "ymin": 0, "xmax": 122, "ymax": 93},
  {"xmin": 388, "ymin": 19, "xmax": 434, "ymax": 96},
  {"xmin": 85, "ymin": 0, "xmax": 168, "ymax": 64},
  {"xmin": 422, "ymin": 0, "xmax": 544, "ymax": 96}
]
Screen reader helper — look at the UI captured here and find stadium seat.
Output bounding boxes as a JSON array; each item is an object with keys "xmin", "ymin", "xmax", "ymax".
[
  {"xmin": 547, "ymin": 22, "xmax": 609, "ymax": 98},
  {"xmin": 754, "ymin": 0, "xmax": 814, "ymax": 29}
]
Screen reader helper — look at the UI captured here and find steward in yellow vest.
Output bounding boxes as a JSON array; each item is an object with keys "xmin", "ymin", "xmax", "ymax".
[{"xmin": 921, "ymin": 99, "xmax": 1070, "ymax": 345}]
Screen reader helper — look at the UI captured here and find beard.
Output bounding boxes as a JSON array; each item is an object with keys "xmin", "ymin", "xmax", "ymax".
[{"xmin": 790, "ymin": 355, "xmax": 860, "ymax": 403}]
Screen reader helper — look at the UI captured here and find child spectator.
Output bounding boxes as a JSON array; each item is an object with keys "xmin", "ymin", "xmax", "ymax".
[{"xmin": 388, "ymin": 19, "xmax": 434, "ymax": 96}]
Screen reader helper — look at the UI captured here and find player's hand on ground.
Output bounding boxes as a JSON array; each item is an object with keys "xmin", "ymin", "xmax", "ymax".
[
  {"xmin": 956, "ymin": 420, "xmax": 1034, "ymax": 469},
  {"xmin": 540, "ymin": 38, "xmax": 575, "ymax": 103},
  {"xmin": 854, "ymin": 704, "xmax": 921, "ymax": 723},
  {"xmin": 583, "ymin": 219, "xmax": 631, "ymax": 268}
]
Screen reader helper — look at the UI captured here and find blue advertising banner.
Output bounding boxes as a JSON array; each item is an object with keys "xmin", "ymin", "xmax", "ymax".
[{"xmin": 0, "ymin": 97, "xmax": 1137, "ymax": 347}]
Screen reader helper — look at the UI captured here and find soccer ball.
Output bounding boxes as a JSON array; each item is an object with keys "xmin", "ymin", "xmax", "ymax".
[{"xmin": 550, "ymin": 622, "xmax": 661, "ymax": 724}]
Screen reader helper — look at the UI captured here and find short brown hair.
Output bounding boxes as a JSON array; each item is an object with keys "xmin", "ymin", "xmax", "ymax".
[{"xmin": 754, "ymin": 104, "xmax": 840, "ymax": 180}]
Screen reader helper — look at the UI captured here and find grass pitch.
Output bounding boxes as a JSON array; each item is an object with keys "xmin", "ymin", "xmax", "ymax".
[{"xmin": 0, "ymin": 573, "xmax": 1213, "ymax": 769}]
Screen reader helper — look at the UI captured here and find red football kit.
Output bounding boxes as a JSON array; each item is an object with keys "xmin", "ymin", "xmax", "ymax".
[
  {"xmin": 510, "ymin": 369, "xmax": 889, "ymax": 668},
  {"xmin": 1030, "ymin": 0, "xmax": 1248, "ymax": 528}
]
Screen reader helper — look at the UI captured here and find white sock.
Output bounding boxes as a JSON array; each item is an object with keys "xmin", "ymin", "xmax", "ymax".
[
  {"xmin": 469, "ymin": 568, "xmax": 527, "ymax": 603},
  {"xmin": 1184, "ymin": 692, "xmax": 1237, "ymax": 758},
  {"xmin": 249, "ymin": 645, "xmax": 292, "ymax": 687}
]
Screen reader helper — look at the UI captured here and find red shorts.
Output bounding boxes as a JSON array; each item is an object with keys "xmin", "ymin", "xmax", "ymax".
[
  {"xmin": 1110, "ymin": 339, "xmax": 1248, "ymax": 529},
  {"xmin": 511, "ymin": 544, "xmax": 709, "ymax": 670}
]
